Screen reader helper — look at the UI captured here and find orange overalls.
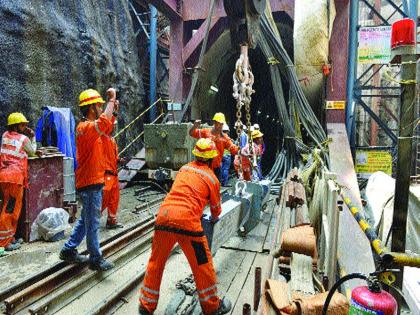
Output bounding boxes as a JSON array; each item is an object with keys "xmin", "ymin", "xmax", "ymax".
[
  {"xmin": 190, "ymin": 128, "xmax": 239, "ymax": 170},
  {"xmin": 140, "ymin": 161, "xmax": 222, "ymax": 315},
  {"xmin": 234, "ymin": 142, "xmax": 261, "ymax": 181},
  {"xmin": 101, "ymin": 133, "xmax": 119, "ymax": 225},
  {"xmin": 0, "ymin": 131, "xmax": 31, "ymax": 247}
]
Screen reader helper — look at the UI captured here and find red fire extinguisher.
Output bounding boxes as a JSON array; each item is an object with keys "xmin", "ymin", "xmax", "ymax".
[{"xmin": 322, "ymin": 271, "xmax": 399, "ymax": 315}]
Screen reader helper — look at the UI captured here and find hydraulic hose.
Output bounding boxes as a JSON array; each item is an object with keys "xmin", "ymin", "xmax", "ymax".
[{"xmin": 321, "ymin": 273, "xmax": 367, "ymax": 315}]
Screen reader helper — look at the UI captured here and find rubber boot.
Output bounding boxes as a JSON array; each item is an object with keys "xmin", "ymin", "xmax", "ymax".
[{"xmin": 214, "ymin": 297, "xmax": 232, "ymax": 315}]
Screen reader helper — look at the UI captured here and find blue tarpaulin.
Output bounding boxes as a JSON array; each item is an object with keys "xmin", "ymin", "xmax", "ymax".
[{"xmin": 36, "ymin": 106, "xmax": 77, "ymax": 168}]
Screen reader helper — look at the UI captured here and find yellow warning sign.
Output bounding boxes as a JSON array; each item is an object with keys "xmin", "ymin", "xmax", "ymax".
[
  {"xmin": 355, "ymin": 150, "xmax": 392, "ymax": 179},
  {"xmin": 326, "ymin": 101, "xmax": 346, "ymax": 110}
]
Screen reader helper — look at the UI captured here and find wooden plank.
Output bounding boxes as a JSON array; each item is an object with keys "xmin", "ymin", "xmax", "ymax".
[
  {"xmin": 224, "ymin": 252, "xmax": 256, "ymax": 308},
  {"xmin": 230, "ymin": 253, "xmax": 269, "ymax": 314},
  {"xmin": 263, "ymin": 199, "xmax": 278, "ymax": 252}
]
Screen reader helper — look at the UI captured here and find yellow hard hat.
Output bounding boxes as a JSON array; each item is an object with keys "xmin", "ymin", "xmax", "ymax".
[
  {"xmin": 192, "ymin": 138, "xmax": 218, "ymax": 159},
  {"xmin": 251, "ymin": 130, "xmax": 264, "ymax": 139},
  {"xmin": 7, "ymin": 112, "xmax": 29, "ymax": 126},
  {"xmin": 212, "ymin": 112, "xmax": 226, "ymax": 124},
  {"xmin": 79, "ymin": 89, "xmax": 105, "ymax": 107}
]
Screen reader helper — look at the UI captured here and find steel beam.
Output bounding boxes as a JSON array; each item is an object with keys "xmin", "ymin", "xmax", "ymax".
[
  {"xmin": 326, "ymin": 0, "xmax": 350, "ymax": 124},
  {"xmin": 182, "ymin": 17, "xmax": 225, "ymax": 66},
  {"xmin": 182, "ymin": 0, "xmax": 294, "ymax": 21},
  {"xmin": 346, "ymin": 0, "xmax": 359, "ymax": 149},
  {"xmin": 169, "ymin": 19, "xmax": 186, "ymax": 103},
  {"xmin": 136, "ymin": 0, "xmax": 182, "ymax": 20},
  {"xmin": 149, "ymin": 5, "xmax": 158, "ymax": 120},
  {"xmin": 355, "ymin": 97, "xmax": 398, "ymax": 144}
]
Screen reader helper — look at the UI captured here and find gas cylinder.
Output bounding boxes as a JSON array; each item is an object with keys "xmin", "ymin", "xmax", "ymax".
[{"xmin": 350, "ymin": 285, "xmax": 398, "ymax": 315}]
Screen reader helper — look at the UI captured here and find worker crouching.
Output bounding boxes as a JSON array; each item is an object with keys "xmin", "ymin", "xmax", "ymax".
[
  {"xmin": 0, "ymin": 113, "xmax": 37, "ymax": 251},
  {"xmin": 59, "ymin": 88, "xmax": 118, "ymax": 271},
  {"xmin": 139, "ymin": 138, "xmax": 231, "ymax": 315},
  {"xmin": 234, "ymin": 130, "xmax": 264, "ymax": 181}
]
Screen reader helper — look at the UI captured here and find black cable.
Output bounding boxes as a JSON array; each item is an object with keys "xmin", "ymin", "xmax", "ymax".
[{"xmin": 322, "ymin": 273, "xmax": 367, "ymax": 315}]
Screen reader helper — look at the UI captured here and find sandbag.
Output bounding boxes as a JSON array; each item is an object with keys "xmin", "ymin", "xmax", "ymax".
[{"xmin": 280, "ymin": 225, "xmax": 317, "ymax": 258}]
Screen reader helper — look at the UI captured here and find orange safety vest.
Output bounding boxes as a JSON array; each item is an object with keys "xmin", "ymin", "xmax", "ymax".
[
  {"xmin": 75, "ymin": 114, "xmax": 113, "ymax": 190},
  {"xmin": 0, "ymin": 131, "xmax": 30, "ymax": 186},
  {"xmin": 156, "ymin": 160, "xmax": 222, "ymax": 233},
  {"xmin": 191, "ymin": 128, "xmax": 239, "ymax": 169}
]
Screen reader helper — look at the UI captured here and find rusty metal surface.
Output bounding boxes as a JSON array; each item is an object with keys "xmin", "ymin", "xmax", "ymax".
[
  {"xmin": 327, "ymin": 123, "xmax": 375, "ymax": 293},
  {"xmin": 17, "ymin": 155, "xmax": 64, "ymax": 242}
]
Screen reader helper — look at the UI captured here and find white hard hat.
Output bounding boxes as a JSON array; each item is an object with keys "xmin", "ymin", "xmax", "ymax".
[
  {"xmin": 250, "ymin": 126, "xmax": 255, "ymax": 132},
  {"xmin": 222, "ymin": 124, "xmax": 230, "ymax": 132},
  {"xmin": 253, "ymin": 123, "xmax": 260, "ymax": 130}
]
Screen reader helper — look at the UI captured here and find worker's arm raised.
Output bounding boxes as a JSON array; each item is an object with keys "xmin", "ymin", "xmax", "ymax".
[
  {"xmin": 103, "ymin": 88, "xmax": 117, "ymax": 120},
  {"xmin": 189, "ymin": 120, "xmax": 201, "ymax": 138}
]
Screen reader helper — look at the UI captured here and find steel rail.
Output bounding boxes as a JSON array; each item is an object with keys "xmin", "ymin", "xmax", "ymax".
[
  {"xmin": 28, "ymin": 230, "xmax": 154, "ymax": 315},
  {"xmin": 0, "ymin": 196, "xmax": 163, "ymax": 304},
  {"xmin": 3, "ymin": 217, "xmax": 159, "ymax": 314}
]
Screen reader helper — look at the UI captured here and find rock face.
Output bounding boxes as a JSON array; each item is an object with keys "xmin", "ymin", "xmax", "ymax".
[{"xmin": 0, "ymin": 0, "xmax": 145, "ymax": 154}]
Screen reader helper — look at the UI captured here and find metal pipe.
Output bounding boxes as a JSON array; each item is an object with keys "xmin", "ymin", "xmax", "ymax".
[
  {"xmin": 346, "ymin": 0, "xmax": 359, "ymax": 150},
  {"xmin": 408, "ymin": 0, "xmax": 418, "ymax": 21},
  {"xmin": 149, "ymin": 4, "xmax": 158, "ymax": 121},
  {"xmin": 254, "ymin": 267, "xmax": 262, "ymax": 311},
  {"xmin": 243, "ymin": 303, "xmax": 251, "ymax": 315},
  {"xmin": 341, "ymin": 193, "xmax": 420, "ymax": 268}
]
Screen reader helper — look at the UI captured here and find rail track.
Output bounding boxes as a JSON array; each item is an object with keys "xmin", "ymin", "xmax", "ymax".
[{"xmin": 0, "ymin": 196, "xmax": 164, "ymax": 315}]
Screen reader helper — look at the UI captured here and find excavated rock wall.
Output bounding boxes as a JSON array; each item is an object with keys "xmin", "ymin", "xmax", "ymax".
[{"xmin": 0, "ymin": 0, "xmax": 145, "ymax": 153}]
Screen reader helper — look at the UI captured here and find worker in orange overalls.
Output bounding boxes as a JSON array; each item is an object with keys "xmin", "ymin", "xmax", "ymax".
[
  {"xmin": 234, "ymin": 129, "xmax": 264, "ymax": 181},
  {"xmin": 59, "ymin": 88, "xmax": 118, "ymax": 271},
  {"xmin": 101, "ymin": 119, "xmax": 123, "ymax": 229},
  {"xmin": 189, "ymin": 112, "xmax": 239, "ymax": 182},
  {"xmin": 0, "ymin": 113, "xmax": 37, "ymax": 251},
  {"xmin": 139, "ymin": 138, "xmax": 232, "ymax": 315}
]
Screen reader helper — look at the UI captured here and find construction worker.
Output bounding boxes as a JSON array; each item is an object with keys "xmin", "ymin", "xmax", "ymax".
[
  {"xmin": 101, "ymin": 120, "xmax": 123, "ymax": 229},
  {"xmin": 59, "ymin": 88, "xmax": 118, "ymax": 271},
  {"xmin": 0, "ymin": 113, "xmax": 37, "ymax": 251},
  {"xmin": 253, "ymin": 124, "xmax": 265, "ymax": 179},
  {"xmin": 139, "ymin": 138, "xmax": 231, "ymax": 315},
  {"xmin": 234, "ymin": 121, "xmax": 248, "ymax": 149},
  {"xmin": 189, "ymin": 112, "xmax": 239, "ymax": 181},
  {"xmin": 234, "ymin": 129, "xmax": 264, "ymax": 181},
  {"xmin": 220, "ymin": 124, "xmax": 232, "ymax": 186}
]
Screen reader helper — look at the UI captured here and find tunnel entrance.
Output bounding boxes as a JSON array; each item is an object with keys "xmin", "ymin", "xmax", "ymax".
[{"xmin": 191, "ymin": 17, "xmax": 293, "ymax": 175}]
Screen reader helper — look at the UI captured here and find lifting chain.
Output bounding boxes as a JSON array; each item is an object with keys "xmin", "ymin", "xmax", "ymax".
[{"xmin": 232, "ymin": 45, "xmax": 255, "ymax": 178}]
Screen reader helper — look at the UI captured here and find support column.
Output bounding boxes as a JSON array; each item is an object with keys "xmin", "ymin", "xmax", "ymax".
[
  {"xmin": 326, "ymin": 0, "xmax": 349, "ymax": 124},
  {"xmin": 346, "ymin": 0, "xmax": 359, "ymax": 149},
  {"xmin": 168, "ymin": 19, "xmax": 186, "ymax": 104},
  {"xmin": 149, "ymin": 5, "xmax": 158, "ymax": 120},
  {"xmin": 391, "ymin": 52, "xmax": 417, "ymax": 304}
]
